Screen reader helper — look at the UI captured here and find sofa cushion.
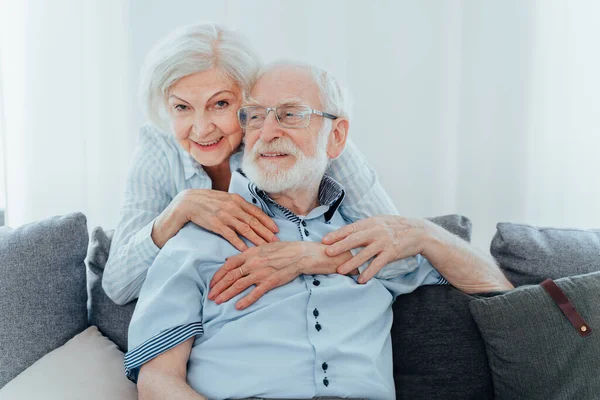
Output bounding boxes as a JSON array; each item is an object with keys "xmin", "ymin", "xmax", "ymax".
[
  {"xmin": 391, "ymin": 214, "xmax": 496, "ymax": 399},
  {"xmin": 490, "ymin": 223, "xmax": 600, "ymax": 286},
  {"xmin": 392, "ymin": 285, "xmax": 496, "ymax": 399},
  {"xmin": 427, "ymin": 214, "xmax": 472, "ymax": 242},
  {"xmin": 0, "ymin": 326, "xmax": 137, "ymax": 399},
  {"xmin": 87, "ymin": 227, "xmax": 136, "ymax": 352},
  {"xmin": 469, "ymin": 272, "xmax": 600, "ymax": 399},
  {"xmin": 0, "ymin": 213, "xmax": 89, "ymax": 388}
]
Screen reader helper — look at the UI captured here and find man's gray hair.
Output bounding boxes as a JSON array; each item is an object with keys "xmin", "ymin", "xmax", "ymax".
[
  {"xmin": 139, "ymin": 22, "xmax": 262, "ymax": 132},
  {"xmin": 257, "ymin": 61, "xmax": 352, "ymax": 119}
]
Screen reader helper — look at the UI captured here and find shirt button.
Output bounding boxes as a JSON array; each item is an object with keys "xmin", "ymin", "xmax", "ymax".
[
  {"xmin": 252, "ymin": 198, "xmax": 257, "ymax": 204},
  {"xmin": 322, "ymin": 362, "xmax": 328, "ymax": 371},
  {"xmin": 315, "ymin": 323, "xmax": 322, "ymax": 331},
  {"xmin": 304, "ymin": 229, "xmax": 310, "ymax": 236},
  {"xmin": 313, "ymin": 279, "xmax": 320, "ymax": 286},
  {"xmin": 323, "ymin": 377, "xmax": 329, "ymax": 387},
  {"xmin": 313, "ymin": 308, "xmax": 319, "ymax": 318},
  {"xmin": 302, "ymin": 220, "xmax": 307, "ymax": 227}
]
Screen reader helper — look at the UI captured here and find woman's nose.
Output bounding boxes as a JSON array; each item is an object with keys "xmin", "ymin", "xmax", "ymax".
[{"xmin": 192, "ymin": 113, "xmax": 213, "ymax": 137}]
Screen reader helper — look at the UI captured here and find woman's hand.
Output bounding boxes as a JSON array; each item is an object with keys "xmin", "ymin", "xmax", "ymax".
[
  {"xmin": 207, "ymin": 242, "xmax": 355, "ymax": 310},
  {"xmin": 152, "ymin": 189, "xmax": 279, "ymax": 251},
  {"xmin": 322, "ymin": 216, "xmax": 429, "ymax": 283}
]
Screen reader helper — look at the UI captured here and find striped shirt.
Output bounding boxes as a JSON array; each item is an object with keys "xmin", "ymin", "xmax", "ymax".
[
  {"xmin": 103, "ymin": 124, "xmax": 399, "ymax": 305},
  {"xmin": 124, "ymin": 171, "xmax": 447, "ymax": 399}
]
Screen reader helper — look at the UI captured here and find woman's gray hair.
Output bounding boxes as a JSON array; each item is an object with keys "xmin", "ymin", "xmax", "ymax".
[
  {"xmin": 139, "ymin": 22, "xmax": 262, "ymax": 132},
  {"xmin": 257, "ymin": 61, "xmax": 352, "ymax": 120}
]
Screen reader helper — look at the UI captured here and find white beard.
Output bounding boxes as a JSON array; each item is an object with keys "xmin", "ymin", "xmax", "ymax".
[{"xmin": 242, "ymin": 124, "xmax": 331, "ymax": 194}]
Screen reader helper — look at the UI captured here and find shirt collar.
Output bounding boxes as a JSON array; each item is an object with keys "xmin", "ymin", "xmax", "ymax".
[
  {"xmin": 177, "ymin": 144, "xmax": 202, "ymax": 181},
  {"xmin": 229, "ymin": 169, "xmax": 345, "ymax": 223}
]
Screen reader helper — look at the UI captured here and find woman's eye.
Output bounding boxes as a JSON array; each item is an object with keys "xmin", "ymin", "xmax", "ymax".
[
  {"xmin": 174, "ymin": 104, "xmax": 188, "ymax": 112},
  {"xmin": 214, "ymin": 100, "xmax": 229, "ymax": 109}
]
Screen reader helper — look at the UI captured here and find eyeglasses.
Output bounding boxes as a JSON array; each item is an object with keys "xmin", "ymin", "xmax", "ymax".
[{"xmin": 237, "ymin": 105, "xmax": 338, "ymax": 130}]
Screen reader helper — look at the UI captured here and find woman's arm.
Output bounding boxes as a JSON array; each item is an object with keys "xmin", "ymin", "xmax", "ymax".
[
  {"xmin": 327, "ymin": 138, "xmax": 398, "ymax": 220},
  {"xmin": 103, "ymin": 129, "xmax": 172, "ymax": 305}
]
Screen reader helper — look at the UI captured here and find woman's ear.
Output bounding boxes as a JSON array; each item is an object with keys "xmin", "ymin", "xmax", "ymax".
[{"xmin": 326, "ymin": 118, "xmax": 349, "ymax": 159}]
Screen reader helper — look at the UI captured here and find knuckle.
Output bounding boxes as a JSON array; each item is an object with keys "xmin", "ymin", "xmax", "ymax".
[
  {"xmin": 248, "ymin": 216, "xmax": 260, "ymax": 227},
  {"xmin": 239, "ymin": 223, "xmax": 252, "ymax": 234},
  {"xmin": 234, "ymin": 280, "xmax": 246, "ymax": 291}
]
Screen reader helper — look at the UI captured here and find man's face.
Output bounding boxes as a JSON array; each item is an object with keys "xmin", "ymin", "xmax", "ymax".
[{"xmin": 241, "ymin": 66, "xmax": 331, "ymax": 193}]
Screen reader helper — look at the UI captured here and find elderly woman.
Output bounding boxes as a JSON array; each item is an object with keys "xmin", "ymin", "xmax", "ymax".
[{"xmin": 102, "ymin": 22, "xmax": 402, "ymax": 306}]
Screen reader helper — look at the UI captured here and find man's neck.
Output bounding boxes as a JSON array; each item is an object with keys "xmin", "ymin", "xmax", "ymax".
[{"xmin": 268, "ymin": 180, "xmax": 321, "ymax": 216}]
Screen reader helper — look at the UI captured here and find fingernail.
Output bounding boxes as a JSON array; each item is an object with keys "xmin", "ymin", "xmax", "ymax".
[
  {"xmin": 208, "ymin": 292, "xmax": 214, "ymax": 300},
  {"xmin": 358, "ymin": 276, "xmax": 365, "ymax": 284}
]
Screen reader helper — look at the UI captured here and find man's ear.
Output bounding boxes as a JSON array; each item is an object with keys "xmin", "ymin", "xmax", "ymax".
[{"xmin": 326, "ymin": 118, "xmax": 349, "ymax": 160}]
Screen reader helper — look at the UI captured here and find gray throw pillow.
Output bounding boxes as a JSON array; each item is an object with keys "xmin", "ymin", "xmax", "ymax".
[
  {"xmin": 87, "ymin": 227, "xmax": 136, "ymax": 352},
  {"xmin": 0, "ymin": 213, "xmax": 89, "ymax": 388},
  {"xmin": 491, "ymin": 223, "xmax": 600, "ymax": 286},
  {"xmin": 469, "ymin": 272, "xmax": 600, "ymax": 400}
]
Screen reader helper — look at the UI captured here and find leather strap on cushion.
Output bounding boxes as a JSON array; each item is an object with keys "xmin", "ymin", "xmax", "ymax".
[{"xmin": 541, "ymin": 278, "xmax": 592, "ymax": 338}]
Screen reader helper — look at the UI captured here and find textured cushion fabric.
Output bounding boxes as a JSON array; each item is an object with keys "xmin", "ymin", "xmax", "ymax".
[
  {"xmin": 0, "ymin": 213, "xmax": 89, "ymax": 388},
  {"xmin": 392, "ymin": 285, "xmax": 495, "ymax": 399},
  {"xmin": 87, "ymin": 227, "xmax": 136, "ymax": 352},
  {"xmin": 427, "ymin": 214, "xmax": 472, "ymax": 242},
  {"xmin": 0, "ymin": 326, "xmax": 138, "ymax": 399},
  {"xmin": 391, "ymin": 214, "xmax": 496, "ymax": 399},
  {"xmin": 469, "ymin": 272, "xmax": 600, "ymax": 400},
  {"xmin": 491, "ymin": 223, "xmax": 600, "ymax": 286}
]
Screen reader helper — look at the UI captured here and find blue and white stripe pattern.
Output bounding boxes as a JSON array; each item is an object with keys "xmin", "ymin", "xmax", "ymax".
[
  {"xmin": 103, "ymin": 124, "xmax": 399, "ymax": 305},
  {"xmin": 124, "ymin": 322, "xmax": 204, "ymax": 382}
]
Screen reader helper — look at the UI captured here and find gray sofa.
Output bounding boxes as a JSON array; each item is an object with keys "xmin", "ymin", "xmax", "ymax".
[{"xmin": 0, "ymin": 212, "xmax": 599, "ymax": 400}]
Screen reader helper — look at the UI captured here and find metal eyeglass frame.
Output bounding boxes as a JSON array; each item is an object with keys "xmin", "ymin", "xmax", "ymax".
[{"xmin": 237, "ymin": 105, "xmax": 338, "ymax": 130}]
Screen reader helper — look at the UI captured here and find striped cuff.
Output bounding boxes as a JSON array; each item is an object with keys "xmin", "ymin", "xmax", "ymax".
[
  {"xmin": 124, "ymin": 322, "xmax": 204, "ymax": 383},
  {"xmin": 437, "ymin": 275, "xmax": 450, "ymax": 285}
]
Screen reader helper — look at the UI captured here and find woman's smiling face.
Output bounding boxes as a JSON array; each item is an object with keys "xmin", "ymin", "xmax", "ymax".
[{"xmin": 167, "ymin": 68, "xmax": 244, "ymax": 167}]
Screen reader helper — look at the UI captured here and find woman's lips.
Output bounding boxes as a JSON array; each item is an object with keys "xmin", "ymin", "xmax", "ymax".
[{"xmin": 191, "ymin": 136, "xmax": 224, "ymax": 151}]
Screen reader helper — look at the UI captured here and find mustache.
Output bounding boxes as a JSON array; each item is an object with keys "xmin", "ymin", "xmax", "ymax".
[{"xmin": 251, "ymin": 137, "xmax": 302, "ymax": 157}]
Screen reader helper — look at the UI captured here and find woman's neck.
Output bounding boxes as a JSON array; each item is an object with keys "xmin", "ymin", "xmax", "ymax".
[{"xmin": 204, "ymin": 160, "xmax": 232, "ymax": 192}]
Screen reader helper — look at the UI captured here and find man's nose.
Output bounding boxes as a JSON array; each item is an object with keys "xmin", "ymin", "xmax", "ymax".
[{"xmin": 259, "ymin": 110, "xmax": 283, "ymax": 142}]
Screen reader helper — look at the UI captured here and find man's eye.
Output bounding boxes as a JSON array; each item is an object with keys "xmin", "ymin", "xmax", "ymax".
[{"xmin": 174, "ymin": 104, "xmax": 188, "ymax": 112}]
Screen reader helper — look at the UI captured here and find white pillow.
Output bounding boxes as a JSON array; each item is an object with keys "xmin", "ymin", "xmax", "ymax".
[{"xmin": 0, "ymin": 326, "xmax": 137, "ymax": 400}]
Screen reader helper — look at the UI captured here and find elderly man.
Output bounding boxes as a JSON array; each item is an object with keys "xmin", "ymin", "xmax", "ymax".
[{"xmin": 125, "ymin": 62, "xmax": 512, "ymax": 400}]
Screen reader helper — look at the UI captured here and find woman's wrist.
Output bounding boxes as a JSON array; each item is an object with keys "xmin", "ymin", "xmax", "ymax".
[
  {"xmin": 300, "ymin": 243, "xmax": 352, "ymax": 275},
  {"xmin": 151, "ymin": 204, "xmax": 185, "ymax": 249}
]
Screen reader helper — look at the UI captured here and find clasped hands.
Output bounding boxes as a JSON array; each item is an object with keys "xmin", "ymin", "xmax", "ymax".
[{"xmin": 208, "ymin": 216, "xmax": 433, "ymax": 310}]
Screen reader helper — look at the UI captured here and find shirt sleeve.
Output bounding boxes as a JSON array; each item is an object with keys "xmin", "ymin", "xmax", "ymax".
[
  {"xmin": 124, "ymin": 248, "xmax": 205, "ymax": 383},
  {"xmin": 102, "ymin": 126, "xmax": 174, "ymax": 305},
  {"xmin": 328, "ymin": 138, "xmax": 399, "ymax": 221},
  {"xmin": 379, "ymin": 255, "xmax": 450, "ymax": 301}
]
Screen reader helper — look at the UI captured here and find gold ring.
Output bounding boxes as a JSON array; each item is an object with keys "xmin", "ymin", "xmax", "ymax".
[{"xmin": 238, "ymin": 267, "xmax": 244, "ymax": 276}]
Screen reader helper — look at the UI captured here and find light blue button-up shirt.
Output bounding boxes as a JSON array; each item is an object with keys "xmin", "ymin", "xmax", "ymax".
[{"xmin": 125, "ymin": 171, "xmax": 447, "ymax": 400}]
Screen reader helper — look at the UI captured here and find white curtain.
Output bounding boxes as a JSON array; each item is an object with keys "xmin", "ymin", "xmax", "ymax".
[
  {"xmin": 1, "ymin": 0, "xmax": 599, "ymax": 249},
  {"xmin": 0, "ymin": 0, "xmax": 134, "ymax": 231}
]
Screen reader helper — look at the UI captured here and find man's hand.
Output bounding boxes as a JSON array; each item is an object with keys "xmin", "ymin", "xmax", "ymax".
[{"xmin": 208, "ymin": 242, "xmax": 355, "ymax": 310}]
